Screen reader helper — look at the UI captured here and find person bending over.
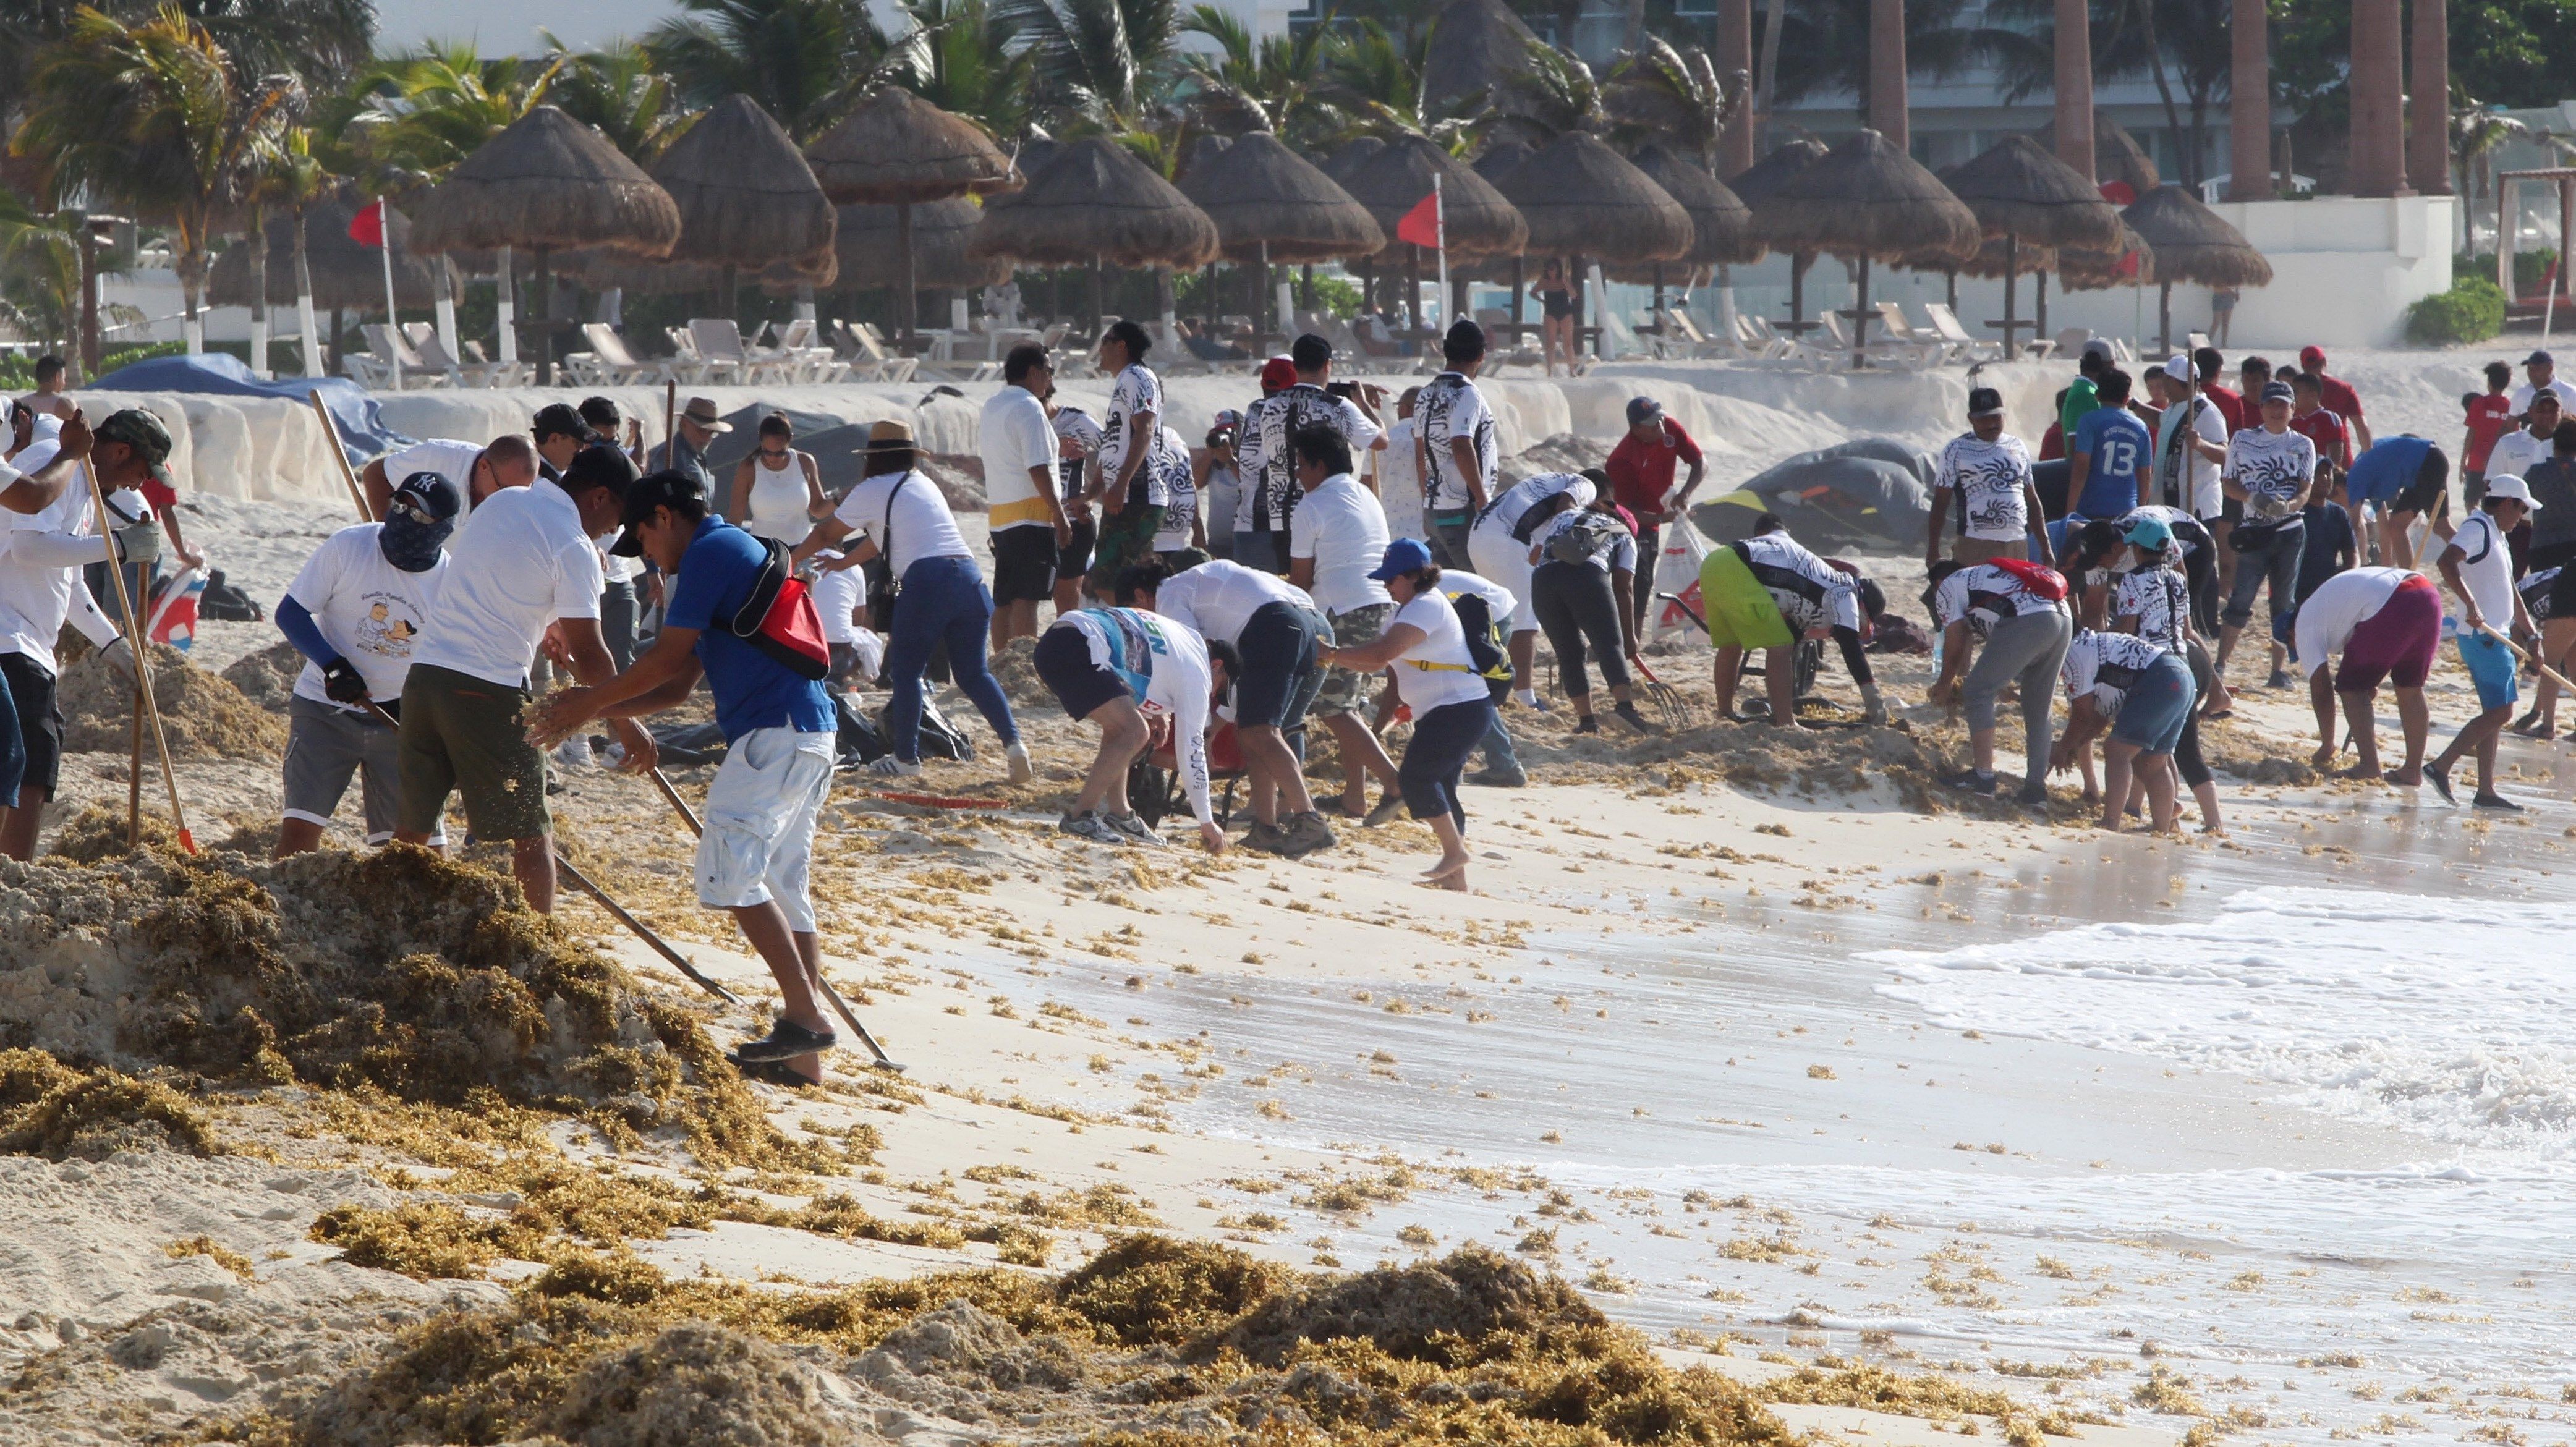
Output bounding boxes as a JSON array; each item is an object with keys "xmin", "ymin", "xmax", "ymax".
[
  {"xmin": 1526, "ymin": 487, "xmax": 1654, "ymax": 734},
  {"xmin": 1032, "ymin": 601, "xmax": 1228, "ymax": 852},
  {"xmin": 1704, "ymin": 514, "xmax": 1884, "ymax": 726},
  {"xmin": 1924, "ymin": 558, "xmax": 2072, "ymax": 805},
  {"xmin": 2051, "ymin": 628, "xmax": 2195, "ymax": 834},
  {"xmin": 2293, "ymin": 566, "xmax": 2441, "ymax": 787}
]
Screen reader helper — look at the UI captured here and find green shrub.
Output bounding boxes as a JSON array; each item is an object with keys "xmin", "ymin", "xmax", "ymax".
[{"xmin": 2406, "ymin": 276, "xmax": 2507, "ymax": 346}]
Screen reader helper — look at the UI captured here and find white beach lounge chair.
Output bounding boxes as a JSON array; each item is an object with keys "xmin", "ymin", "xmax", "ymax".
[{"xmin": 1921, "ymin": 303, "xmax": 2004, "ymax": 364}]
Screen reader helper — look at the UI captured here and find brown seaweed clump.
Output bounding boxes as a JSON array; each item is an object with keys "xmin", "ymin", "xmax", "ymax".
[
  {"xmin": 231, "ymin": 1239, "xmax": 1817, "ymax": 1447},
  {"xmin": 0, "ymin": 1046, "xmax": 221, "ymax": 1160},
  {"xmin": 0, "ymin": 843, "xmax": 815, "ymax": 1168},
  {"xmin": 57, "ymin": 637, "xmax": 287, "ymax": 759}
]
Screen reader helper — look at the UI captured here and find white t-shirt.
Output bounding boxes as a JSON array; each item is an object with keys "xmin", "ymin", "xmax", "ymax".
[
  {"xmin": 2149, "ymin": 394, "xmax": 2228, "ymax": 517},
  {"xmin": 1435, "ymin": 568, "xmax": 1516, "ymax": 629},
  {"xmin": 2485, "ymin": 427, "xmax": 2553, "ymax": 489},
  {"xmin": 285, "ymin": 524, "xmax": 447, "ymax": 708},
  {"xmin": 1387, "ymin": 588, "xmax": 1491, "ymax": 711},
  {"xmin": 980, "ymin": 386, "xmax": 1058, "ymax": 533},
  {"xmin": 1476, "ymin": 472, "xmax": 1593, "ymax": 541},
  {"xmin": 1152, "ymin": 426, "xmax": 1196, "ymax": 550},
  {"xmin": 2111, "ymin": 564, "xmax": 2191, "ymax": 653},
  {"xmin": 1151, "ymin": 559, "xmax": 1312, "ymax": 646},
  {"xmin": 811, "ymin": 549, "xmax": 865, "ymax": 645},
  {"xmin": 1531, "ymin": 508, "xmax": 1638, "ymax": 574},
  {"xmin": 2509, "ymin": 379, "xmax": 2576, "ymax": 416},
  {"xmin": 834, "ymin": 469, "xmax": 971, "ymax": 578},
  {"xmin": 1378, "ymin": 416, "xmax": 1421, "ymax": 506},
  {"xmin": 2292, "ymin": 566, "xmax": 2417, "ymax": 676},
  {"xmin": 1932, "ymin": 563, "xmax": 2064, "ymax": 639},
  {"xmin": 2447, "ymin": 511, "xmax": 2518, "ymax": 627},
  {"xmin": 409, "ymin": 478, "xmax": 603, "ymax": 689},
  {"xmin": 0, "ymin": 456, "xmax": 117, "ymax": 668},
  {"xmin": 381, "ymin": 438, "xmax": 483, "ymax": 515},
  {"xmin": 2060, "ymin": 628, "xmax": 2170, "ymax": 715},
  {"xmin": 1935, "ymin": 433, "xmax": 2034, "ymax": 541},
  {"xmin": 1737, "ymin": 532, "xmax": 1860, "ymax": 633},
  {"xmin": 1416, "ymin": 371, "xmax": 1497, "ymax": 511},
  {"xmin": 1097, "ymin": 363, "xmax": 1176, "ymax": 501},
  {"xmin": 1289, "ymin": 472, "xmax": 1392, "ymax": 615},
  {"xmin": 2225, "ymin": 427, "xmax": 2317, "ymax": 520},
  {"xmin": 1054, "ymin": 606, "xmax": 1215, "ymax": 828}
]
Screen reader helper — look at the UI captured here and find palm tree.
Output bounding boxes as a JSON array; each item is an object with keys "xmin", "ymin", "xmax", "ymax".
[
  {"xmin": 1490, "ymin": 35, "xmax": 1599, "ymax": 143},
  {"xmin": 12, "ymin": 6, "xmax": 304, "ymax": 354},
  {"xmin": 0, "ymin": 189, "xmax": 82, "ymax": 356},
  {"xmin": 0, "ymin": 0, "xmax": 372, "ymax": 122},
  {"xmin": 1317, "ymin": 17, "xmax": 1481, "ymax": 146},
  {"xmin": 1759, "ymin": 0, "xmax": 2026, "ymax": 122},
  {"xmin": 239, "ymin": 122, "xmax": 330, "ymax": 375},
  {"xmin": 997, "ymin": 0, "xmax": 1186, "ymax": 133},
  {"xmin": 647, "ymin": 0, "xmax": 896, "ymax": 141},
  {"xmin": 1603, "ymin": 36, "xmax": 1735, "ymax": 166},
  {"xmin": 1178, "ymin": 3, "xmax": 1338, "ymax": 145},
  {"xmin": 545, "ymin": 37, "xmax": 689, "ymax": 164},
  {"xmin": 899, "ymin": 0, "xmax": 1035, "ymax": 143}
]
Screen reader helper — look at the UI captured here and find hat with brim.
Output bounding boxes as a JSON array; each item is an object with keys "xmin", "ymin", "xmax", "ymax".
[
  {"xmin": 1367, "ymin": 537, "xmax": 1434, "ymax": 580},
  {"xmin": 2122, "ymin": 514, "xmax": 2175, "ymax": 550},
  {"xmin": 2486, "ymin": 473, "xmax": 2542, "ymax": 510},
  {"xmin": 94, "ymin": 408, "xmax": 175, "ymax": 490},
  {"xmin": 611, "ymin": 469, "xmax": 708, "ymax": 556},
  {"xmin": 862, "ymin": 418, "xmax": 916, "ymax": 454},
  {"xmin": 2164, "ymin": 354, "xmax": 2194, "ymax": 383},
  {"xmin": 2259, "ymin": 380, "xmax": 2295, "ymax": 405},
  {"xmin": 681, "ymin": 396, "xmax": 734, "ymax": 432}
]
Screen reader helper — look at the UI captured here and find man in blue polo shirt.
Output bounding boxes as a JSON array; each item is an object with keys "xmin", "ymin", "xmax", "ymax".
[
  {"xmin": 527, "ymin": 470, "xmax": 843, "ymax": 1087},
  {"xmin": 2060, "ymin": 368, "xmax": 2151, "ymax": 554}
]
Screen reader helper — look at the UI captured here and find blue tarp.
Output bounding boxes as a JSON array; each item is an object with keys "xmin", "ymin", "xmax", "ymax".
[{"xmin": 87, "ymin": 353, "xmax": 414, "ymax": 462}]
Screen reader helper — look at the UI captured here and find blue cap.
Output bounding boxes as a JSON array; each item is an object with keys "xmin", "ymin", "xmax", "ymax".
[
  {"xmin": 1368, "ymin": 537, "xmax": 1435, "ymax": 580},
  {"xmin": 2122, "ymin": 514, "xmax": 2174, "ymax": 551}
]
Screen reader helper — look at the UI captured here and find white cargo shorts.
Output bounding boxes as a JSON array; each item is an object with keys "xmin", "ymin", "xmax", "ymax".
[{"xmin": 695, "ymin": 726, "xmax": 835, "ymax": 931}]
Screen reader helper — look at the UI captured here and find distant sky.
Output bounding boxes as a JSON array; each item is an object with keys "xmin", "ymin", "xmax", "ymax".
[{"xmin": 369, "ymin": 0, "xmax": 682, "ymax": 54}]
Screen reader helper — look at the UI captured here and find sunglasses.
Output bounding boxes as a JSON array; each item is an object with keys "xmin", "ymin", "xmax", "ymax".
[{"xmin": 388, "ymin": 493, "xmax": 445, "ymax": 527}]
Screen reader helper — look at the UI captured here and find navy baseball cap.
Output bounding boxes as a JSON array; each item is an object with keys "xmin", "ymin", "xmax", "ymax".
[
  {"xmin": 611, "ymin": 469, "xmax": 705, "ymax": 556},
  {"xmin": 2259, "ymin": 380, "xmax": 2295, "ymax": 404},
  {"xmin": 1626, "ymin": 396, "xmax": 1664, "ymax": 426},
  {"xmin": 1369, "ymin": 537, "xmax": 1435, "ymax": 580}
]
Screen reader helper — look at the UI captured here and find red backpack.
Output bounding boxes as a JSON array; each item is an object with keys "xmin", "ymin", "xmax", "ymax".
[
  {"xmin": 1987, "ymin": 557, "xmax": 2070, "ymax": 601},
  {"xmin": 722, "ymin": 537, "xmax": 832, "ymax": 681}
]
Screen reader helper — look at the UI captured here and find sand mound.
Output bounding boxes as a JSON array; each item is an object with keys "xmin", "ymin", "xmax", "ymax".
[
  {"xmin": 851, "ymin": 1301, "xmax": 1085, "ymax": 1422},
  {"xmin": 1055, "ymin": 1233, "xmax": 1292, "ymax": 1346},
  {"xmin": 219, "ymin": 639, "xmax": 305, "ymax": 713},
  {"xmin": 1502, "ymin": 432, "xmax": 1613, "ymax": 485},
  {"xmin": 0, "ymin": 1048, "xmax": 221, "ymax": 1160},
  {"xmin": 551, "ymin": 1323, "xmax": 864, "ymax": 1447},
  {"xmin": 1525, "ymin": 715, "xmax": 1960, "ymax": 811},
  {"xmin": 1219, "ymin": 1242, "xmax": 1604, "ymax": 1366},
  {"xmin": 57, "ymin": 639, "xmax": 287, "ymax": 760},
  {"xmin": 0, "ymin": 845, "xmax": 793, "ymax": 1164}
]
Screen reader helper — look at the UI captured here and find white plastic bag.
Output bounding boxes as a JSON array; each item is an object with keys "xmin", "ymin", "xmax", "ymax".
[{"xmin": 1649, "ymin": 517, "xmax": 1712, "ymax": 641}]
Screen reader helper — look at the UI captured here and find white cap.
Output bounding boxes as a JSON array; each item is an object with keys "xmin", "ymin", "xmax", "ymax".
[
  {"xmin": 2164, "ymin": 354, "xmax": 2194, "ymax": 383},
  {"xmin": 2486, "ymin": 473, "xmax": 2542, "ymax": 510}
]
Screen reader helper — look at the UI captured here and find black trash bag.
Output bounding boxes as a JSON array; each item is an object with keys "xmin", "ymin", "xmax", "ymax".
[
  {"xmin": 647, "ymin": 719, "xmax": 730, "ymax": 768},
  {"xmin": 835, "ymin": 694, "xmax": 889, "ymax": 768},
  {"xmin": 198, "ymin": 567, "xmax": 263, "ymax": 621},
  {"xmin": 884, "ymin": 696, "xmax": 975, "ymax": 762}
]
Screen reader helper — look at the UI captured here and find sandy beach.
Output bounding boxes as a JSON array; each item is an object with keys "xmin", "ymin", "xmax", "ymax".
[{"xmin": 4, "ymin": 345, "xmax": 2574, "ymax": 1446}]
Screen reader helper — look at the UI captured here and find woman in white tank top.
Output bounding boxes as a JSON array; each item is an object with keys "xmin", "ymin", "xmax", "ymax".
[{"xmin": 730, "ymin": 412, "xmax": 828, "ymax": 542}]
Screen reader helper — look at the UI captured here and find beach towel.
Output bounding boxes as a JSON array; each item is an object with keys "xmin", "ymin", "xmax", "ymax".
[{"xmin": 1699, "ymin": 543, "xmax": 1792, "ymax": 650}]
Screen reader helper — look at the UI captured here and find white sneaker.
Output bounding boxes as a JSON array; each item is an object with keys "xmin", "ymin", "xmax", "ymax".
[
  {"xmin": 1005, "ymin": 742, "xmax": 1034, "ymax": 785},
  {"xmin": 552, "ymin": 737, "xmax": 593, "ymax": 770},
  {"xmin": 867, "ymin": 755, "xmax": 924, "ymax": 777}
]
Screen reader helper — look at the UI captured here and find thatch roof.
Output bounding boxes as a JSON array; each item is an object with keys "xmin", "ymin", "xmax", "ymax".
[
  {"xmin": 806, "ymin": 87, "xmax": 1019, "ymax": 205},
  {"xmin": 2033, "ymin": 111, "xmax": 2161, "ymax": 195},
  {"xmin": 1318, "ymin": 136, "xmax": 1384, "ymax": 187},
  {"xmin": 1724, "ymin": 139, "xmax": 1826, "ymax": 205},
  {"xmin": 1421, "ymin": 0, "xmax": 1540, "ymax": 114},
  {"xmin": 1749, "ymin": 129, "xmax": 1978, "ymax": 265},
  {"xmin": 208, "ymin": 198, "xmax": 453, "ymax": 310},
  {"xmin": 1898, "ymin": 232, "xmax": 2051, "ymax": 279},
  {"xmin": 408, "ymin": 106, "xmax": 681, "ymax": 258},
  {"xmin": 966, "ymin": 136, "xmax": 1218, "ymax": 268},
  {"xmin": 651, "ymin": 94, "xmax": 836, "ymax": 269},
  {"xmin": 1498, "ymin": 132, "xmax": 1691, "ymax": 264},
  {"xmin": 1943, "ymin": 136, "xmax": 2125, "ymax": 250},
  {"xmin": 1175, "ymin": 132, "xmax": 1384, "ymax": 263},
  {"xmin": 835, "ymin": 198, "xmax": 1007, "ymax": 290},
  {"xmin": 1472, "ymin": 137, "xmax": 1533, "ymax": 187},
  {"xmin": 2121, "ymin": 184, "xmax": 2272, "ymax": 288},
  {"xmin": 1344, "ymin": 134, "xmax": 1527, "ymax": 259},
  {"xmin": 2056, "ymin": 223, "xmax": 2155, "ymax": 291},
  {"xmin": 1629, "ymin": 143, "xmax": 1759, "ymax": 266},
  {"xmin": 1180, "ymin": 133, "xmax": 1233, "ymax": 184},
  {"xmin": 558, "ymin": 242, "xmax": 838, "ymax": 296}
]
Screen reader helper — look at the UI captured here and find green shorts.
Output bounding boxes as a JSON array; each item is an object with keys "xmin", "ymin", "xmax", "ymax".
[
  {"xmin": 1095, "ymin": 503, "xmax": 1167, "ymax": 571},
  {"xmin": 397, "ymin": 663, "xmax": 549, "ymax": 841}
]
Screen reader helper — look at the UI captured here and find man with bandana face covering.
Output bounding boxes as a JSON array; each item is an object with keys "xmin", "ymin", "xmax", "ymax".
[{"xmin": 271, "ymin": 471, "xmax": 459, "ymax": 857}]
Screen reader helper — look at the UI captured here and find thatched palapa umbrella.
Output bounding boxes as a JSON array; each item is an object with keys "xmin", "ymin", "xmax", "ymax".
[
  {"xmin": 1421, "ymin": 0, "xmax": 1541, "ymax": 116},
  {"xmin": 211, "ymin": 197, "xmax": 452, "ymax": 378},
  {"xmin": 409, "ymin": 105, "xmax": 681, "ymax": 384},
  {"xmin": 2033, "ymin": 111, "xmax": 2161, "ymax": 197},
  {"xmin": 968, "ymin": 135, "xmax": 1218, "ymax": 329},
  {"xmin": 652, "ymin": 93, "xmax": 837, "ymax": 322},
  {"xmin": 1749, "ymin": 129, "xmax": 1978, "ymax": 367},
  {"xmin": 1178, "ymin": 132, "xmax": 1382, "ymax": 341},
  {"xmin": 1725, "ymin": 139, "xmax": 1826, "ymax": 328},
  {"xmin": 1497, "ymin": 132, "xmax": 1690, "ymax": 357},
  {"xmin": 1614, "ymin": 144, "xmax": 1759, "ymax": 329},
  {"xmin": 2122, "ymin": 184, "xmax": 2272, "ymax": 352},
  {"xmin": 1465, "ymin": 138, "xmax": 1534, "ymax": 325},
  {"xmin": 807, "ymin": 87, "xmax": 1019, "ymax": 346},
  {"xmin": 1345, "ymin": 134, "xmax": 1526, "ymax": 342},
  {"xmin": 833, "ymin": 198, "xmax": 1004, "ymax": 291},
  {"xmin": 1942, "ymin": 136, "xmax": 2124, "ymax": 352}
]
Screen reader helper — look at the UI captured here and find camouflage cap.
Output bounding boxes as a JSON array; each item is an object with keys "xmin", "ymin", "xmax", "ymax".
[{"xmin": 92, "ymin": 409, "xmax": 174, "ymax": 488}]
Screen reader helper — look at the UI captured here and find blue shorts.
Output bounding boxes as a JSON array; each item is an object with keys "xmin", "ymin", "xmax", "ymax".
[
  {"xmin": 2458, "ymin": 629, "xmax": 2519, "ymax": 710},
  {"xmin": 2108, "ymin": 652, "xmax": 2195, "ymax": 755}
]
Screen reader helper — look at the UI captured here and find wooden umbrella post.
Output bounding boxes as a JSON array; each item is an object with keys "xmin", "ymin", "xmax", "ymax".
[
  {"xmin": 663, "ymin": 379, "xmax": 677, "ymax": 469},
  {"xmin": 82, "ymin": 459, "xmax": 193, "ymax": 854},
  {"xmin": 307, "ymin": 390, "xmax": 375, "ymax": 522}
]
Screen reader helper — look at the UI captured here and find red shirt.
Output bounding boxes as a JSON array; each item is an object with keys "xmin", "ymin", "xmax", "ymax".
[
  {"xmin": 1603, "ymin": 419, "xmax": 1702, "ymax": 517},
  {"xmin": 2200, "ymin": 383, "xmax": 2245, "ymax": 435},
  {"xmin": 2039, "ymin": 421, "xmax": 2065, "ymax": 462},
  {"xmin": 2291, "ymin": 408, "xmax": 2350, "ymax": 469},
  {"xmin": 2465, "ymin": 393, "xmax": 2515, "ymax": 469},
  {"xmin": 2316, "ymin": 372, "xmax": 2365, "ymax": 426}
]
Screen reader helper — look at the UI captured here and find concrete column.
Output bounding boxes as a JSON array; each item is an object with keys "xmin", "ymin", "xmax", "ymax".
[
  {"xmin": 1717, "ymin": 0, "xmax": 1756, "ymax": 177},
  {"xmin": 2407, "ymin": 0, "xmax": 2452, "ymax": 195},
  {"xmin": 2053, "ymin": 0, "xmax": 2093, "ymax": 181},
  {"xmin": 2228, "ymin": 0, "xmax": 2272, "ymax": 201},
  {"xmin": 2349, "ymin": 0, "xmax": 2411, "ymax": 196},
  {"xmin": 1869, "ymin": 0, "xmax": 1907, "ymax": 154}
]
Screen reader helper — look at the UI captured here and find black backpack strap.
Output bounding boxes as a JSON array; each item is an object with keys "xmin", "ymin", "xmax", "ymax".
[{"xmin": 726, "ymin": 537, "xmax": 792, "ymax": 638}]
